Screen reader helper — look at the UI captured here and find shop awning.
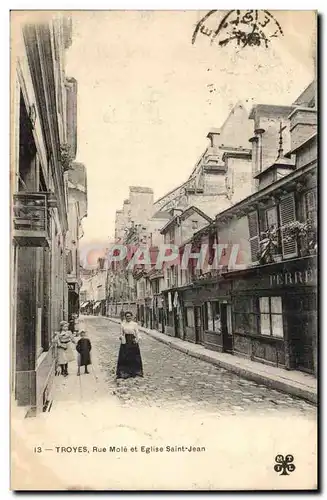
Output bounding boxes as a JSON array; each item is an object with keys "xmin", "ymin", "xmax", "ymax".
[
  {"xmin": 93, "ymin": 301, "xmax": 101, "ymax": 310},
  {"xmin": 80, "ymin": 301, "xmax": 89, "ymax": 308}
]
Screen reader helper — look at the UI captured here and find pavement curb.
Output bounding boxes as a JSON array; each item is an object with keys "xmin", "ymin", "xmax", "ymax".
[{"xmin": 104, "ymin": 316, "xmax": 317, "ymax": 405}]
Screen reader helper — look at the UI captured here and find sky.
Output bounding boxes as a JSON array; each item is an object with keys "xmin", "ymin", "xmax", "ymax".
[{"xmin": 64, "ymin": 10, "xmax": 316, "ymax": 247}]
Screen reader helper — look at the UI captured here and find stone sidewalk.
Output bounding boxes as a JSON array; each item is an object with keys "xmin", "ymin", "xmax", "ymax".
[{"xmin": 106, "ymin": 316, "xmax": 317, "ymax": 404}]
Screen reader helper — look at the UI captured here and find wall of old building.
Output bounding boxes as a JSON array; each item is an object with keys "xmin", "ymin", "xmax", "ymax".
[
  {"xmin": 217, "ymin": 216, "xmax": 251, "ymax": 270},
  {"xmin": 11, "ymin": 13, "xmax": 83, "ymax": 415},
  {"xmin": 129, "ymin": 186, "xmax": 154, "ymax": 224},
  {"xmin": 249, "ymin": 106, "xmax": 293, "ymax": 174}
]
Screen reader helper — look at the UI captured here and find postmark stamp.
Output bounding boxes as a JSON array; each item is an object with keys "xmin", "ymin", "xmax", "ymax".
[{"xmin": 192, "ymin": 10, "xmax": 284, "ymax": 49}]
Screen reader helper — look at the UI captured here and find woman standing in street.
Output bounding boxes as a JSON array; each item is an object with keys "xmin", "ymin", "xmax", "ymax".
[
  {"xmin": 56, "ymin": 321, "xmax": 76, "ymax": 376},
  {"xmin": 116, "ymin": 312, "xmax": 143, "ymax": 379}
]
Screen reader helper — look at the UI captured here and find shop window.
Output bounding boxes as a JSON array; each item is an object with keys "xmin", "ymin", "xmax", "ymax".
[
  {"xmin": 233, "ymin": 295, "xmax": 257, "ymax": 334},
  {"xmin": 205, "ymin": 302, "xmax": 221, "ymax": 332},
  {"xmin": 185, "ymin": 307, "xmax": 195, "ymax": 328},
  {"xmin": 259, "ymin": 296, "xmax": 283, "ymax": 338}
]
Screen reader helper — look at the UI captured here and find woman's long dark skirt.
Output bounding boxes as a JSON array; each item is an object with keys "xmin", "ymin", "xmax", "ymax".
[{"xmin": 116, "ymin": 342, "xmax": 143, "ymax": 379}]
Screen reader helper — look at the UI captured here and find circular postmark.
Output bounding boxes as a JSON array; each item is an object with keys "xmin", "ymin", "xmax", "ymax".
[{"xmin": 192, "ymin": 10, "xmax": 283, "ymax": 49}]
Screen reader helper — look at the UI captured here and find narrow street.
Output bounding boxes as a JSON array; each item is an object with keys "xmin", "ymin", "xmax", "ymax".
[
  {"xmin": 11, "ymin": 11, "xmax": 318, "ymax": 492},
  {"xmin": 86, "ymin": 316, "xmax": 315, "ymax": 417}
]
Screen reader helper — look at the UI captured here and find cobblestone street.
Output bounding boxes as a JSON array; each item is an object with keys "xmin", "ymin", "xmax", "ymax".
[{"xmin": 85, "ymin": 316, "xmax": 316, "ymax": 418}]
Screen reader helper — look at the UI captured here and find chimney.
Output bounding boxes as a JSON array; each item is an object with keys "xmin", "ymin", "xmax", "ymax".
[
  {"xmin": 288, "ymin": 107, "xmax": 317, "ymax": 151},
  {"xmin": 169, "ymin": 208, "xmax": 183, "ymax": 217},
  {"xmin": 207, "ymin": 128, "xmax": 221, "ymax": 148}
]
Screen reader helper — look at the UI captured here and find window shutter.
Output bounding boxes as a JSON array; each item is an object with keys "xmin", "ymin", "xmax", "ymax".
[
  {"xmin": 305, "ymin": 190, "xmax": 317, "ymax": 221},
  {"xmin": 279, "ymin": 194, "xmax": 298, "ymax": 259},
  {"xmin": 248, "ymin": 211, "xmax": 260, "ymax": 262}
]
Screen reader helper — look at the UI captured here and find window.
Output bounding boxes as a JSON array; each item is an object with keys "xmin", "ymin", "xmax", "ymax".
[
  {"xmin": 166, "ymin": 267, "xmax": 172, "ymax": 289},
  {"xmin": 305, "ymin": 190, "xmax": 317, "ymax": 223},
  {"xmin": 259, "ymin": 296, "xmax": 283, "ymax": 338},
  {"xmin": 169, "ymin": 227, "xmax": 175, "ymax": 244},
  {"xmin": 205, "ymin": 302, "xmax": 221, "ymax": 332},
  {"xmin": 152, "ymin": 279, "xmax": 160, "ymax": 294},
  {"xmin": 185, "ymin": 307, "xmax": 195, "ymax": 328},
  {"xmin": 138, "ymin": 281, "xmax": 145, "ymax": 298},
  {"xmin": 248, "ymin": 193, "xmax": 298, "ymax": 263},
  {"xmin": 173, "ymin": 265, "xmax": 178, "ymax": 287},
  {"xmin": 192, "ymin": 220, "xmax": 198, "ymax": 230},
  {"xmin": 233, "ymin": 296, "xmax": 257, "ymax": 334},
  {"xmin": 266, "ymin": 207, "xmax": 278, "ymax": 231}
]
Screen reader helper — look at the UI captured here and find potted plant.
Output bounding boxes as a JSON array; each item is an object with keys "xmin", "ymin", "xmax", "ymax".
[
  {"xmin": 283, "ymin": 219, "xmax": 317, "ymax": 257},
  {"xmin": 60, "ymin": 143, "xmax": 74, "ymax": 172},
  {"xmin": 257, "ymin": 226, "xmax": 281, "ymax": 265}
]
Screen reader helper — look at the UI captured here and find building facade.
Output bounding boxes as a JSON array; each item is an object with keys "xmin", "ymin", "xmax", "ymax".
[
  {"xmin": 11, "ymin": 14, "xmax": 87, "ymax": 415},
  {"xmin": 158, "ymin": 81, "xmax": 317, "ymax": 378},
  {"xmin": 107, "ymin": 103, "xmax": 255, "ymax": 324},
  {"xmin": 66, "ymin": 162, "xmax": 88, "ymax": 318}
]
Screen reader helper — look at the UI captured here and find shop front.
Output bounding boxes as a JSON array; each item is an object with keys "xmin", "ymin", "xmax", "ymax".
[
  {"xmin": 225, "ymin": 256, "xmax": 317, "ymax": 375},
  {"xmin": 93, "ymin": 301, "xmax": 101, "ymax": 315},
  {"xmin": 137, "ymin": 300, "xmax": 145, "ymax": 326},
  {"xmin": 163, "ymin": 289, "xmax": 184, "ymax": 338},
  {"xmin": 68, "ymin": 282, "xmax": 80, "ymax": 319},
  {"xmin": 145, "ymin": 297, "xmax": 153, "ymax": 329},
  {"xmin": 182, "ymin": 279, "xmax": 232, "ymax": 352},
  {"xmin": 153, "ymin": 295, "xmax": 165, "ymax": 333}
]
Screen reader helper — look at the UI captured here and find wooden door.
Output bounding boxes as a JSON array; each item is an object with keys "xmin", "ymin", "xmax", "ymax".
[
  {"xmin": 289, "ymin": 294, "xmax": 315, "ymax": 374},
  {"xmin": 194, "ymin": 306, "xmax": 203, "ymax": 344},
  {"xmin": 221, "ymin": 303, "xmax": 233, "ymax": 353}
]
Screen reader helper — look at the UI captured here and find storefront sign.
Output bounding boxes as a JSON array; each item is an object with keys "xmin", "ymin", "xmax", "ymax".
[{"xmin": 269, "ymin": 267, "xmax": 316, "ymax": 287}]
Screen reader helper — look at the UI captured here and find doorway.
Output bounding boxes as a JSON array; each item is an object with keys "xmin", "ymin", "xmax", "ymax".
[
  {"xmin": 173, "ymin": 308, "xmax": 180, "ymax": 338},
  {"xmin": 194, "ymin": 306, "xmax": 203, "ymax": 344},
  {"xmin": 221, "ymin": 303, "xmax": 233, "ymax": 353},
  {"xmin": 288, "ymin": 293, "xmax": 315, "ymax": 374}
]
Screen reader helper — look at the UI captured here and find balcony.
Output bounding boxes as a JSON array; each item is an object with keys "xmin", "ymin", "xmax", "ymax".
[
  {"xmin": 13, "ymin": 193, "xmax": 50, "ymax": 247},
  {"xmin": 255, "ymin": 221, "xmax": 317, "ymax": 266}
]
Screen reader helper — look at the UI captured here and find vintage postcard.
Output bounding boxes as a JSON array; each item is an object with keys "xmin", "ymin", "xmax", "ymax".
[{"xmin": 10, "ymin": 9, "xmax": 318, "ymax": 491}]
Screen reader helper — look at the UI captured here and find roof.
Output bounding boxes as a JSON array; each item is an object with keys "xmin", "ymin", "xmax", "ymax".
[
  {"xmin": 207, "ymin": 128, "xmax": 221, "ymax": 137},
  {"xmin": 160, "ymin": 206, "xmax": 213, "ymax": 234},
  {"xmin": 129, "ymin": 186, "xmax": 153, "ymax": 194},
  {"xmin": 253, "ymin": 158, "xmax": 295, "ymax": 179},
  {"xmin": 179, "ymin": 221, "xmax": 216, "ymax": 248},
  {"xmin": 249, "ymin": 104, "xmax": 294, "ymax": 120},
  {"xmin": 293, "ymin": 80, "xmax": 316, "ymax": 107},
  {"xmin": 151, "ymin": 210, "xmax": 172, "ymax": 220}
]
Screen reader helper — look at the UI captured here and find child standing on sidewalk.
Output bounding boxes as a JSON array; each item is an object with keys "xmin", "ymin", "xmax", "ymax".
[
  {"xmin": 56, "ymin": 321, "xmax": 76, "ymax": 377},
  {"xmin": 76, "ymin": 330, "xmax": 92, "ymax": 376}
]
